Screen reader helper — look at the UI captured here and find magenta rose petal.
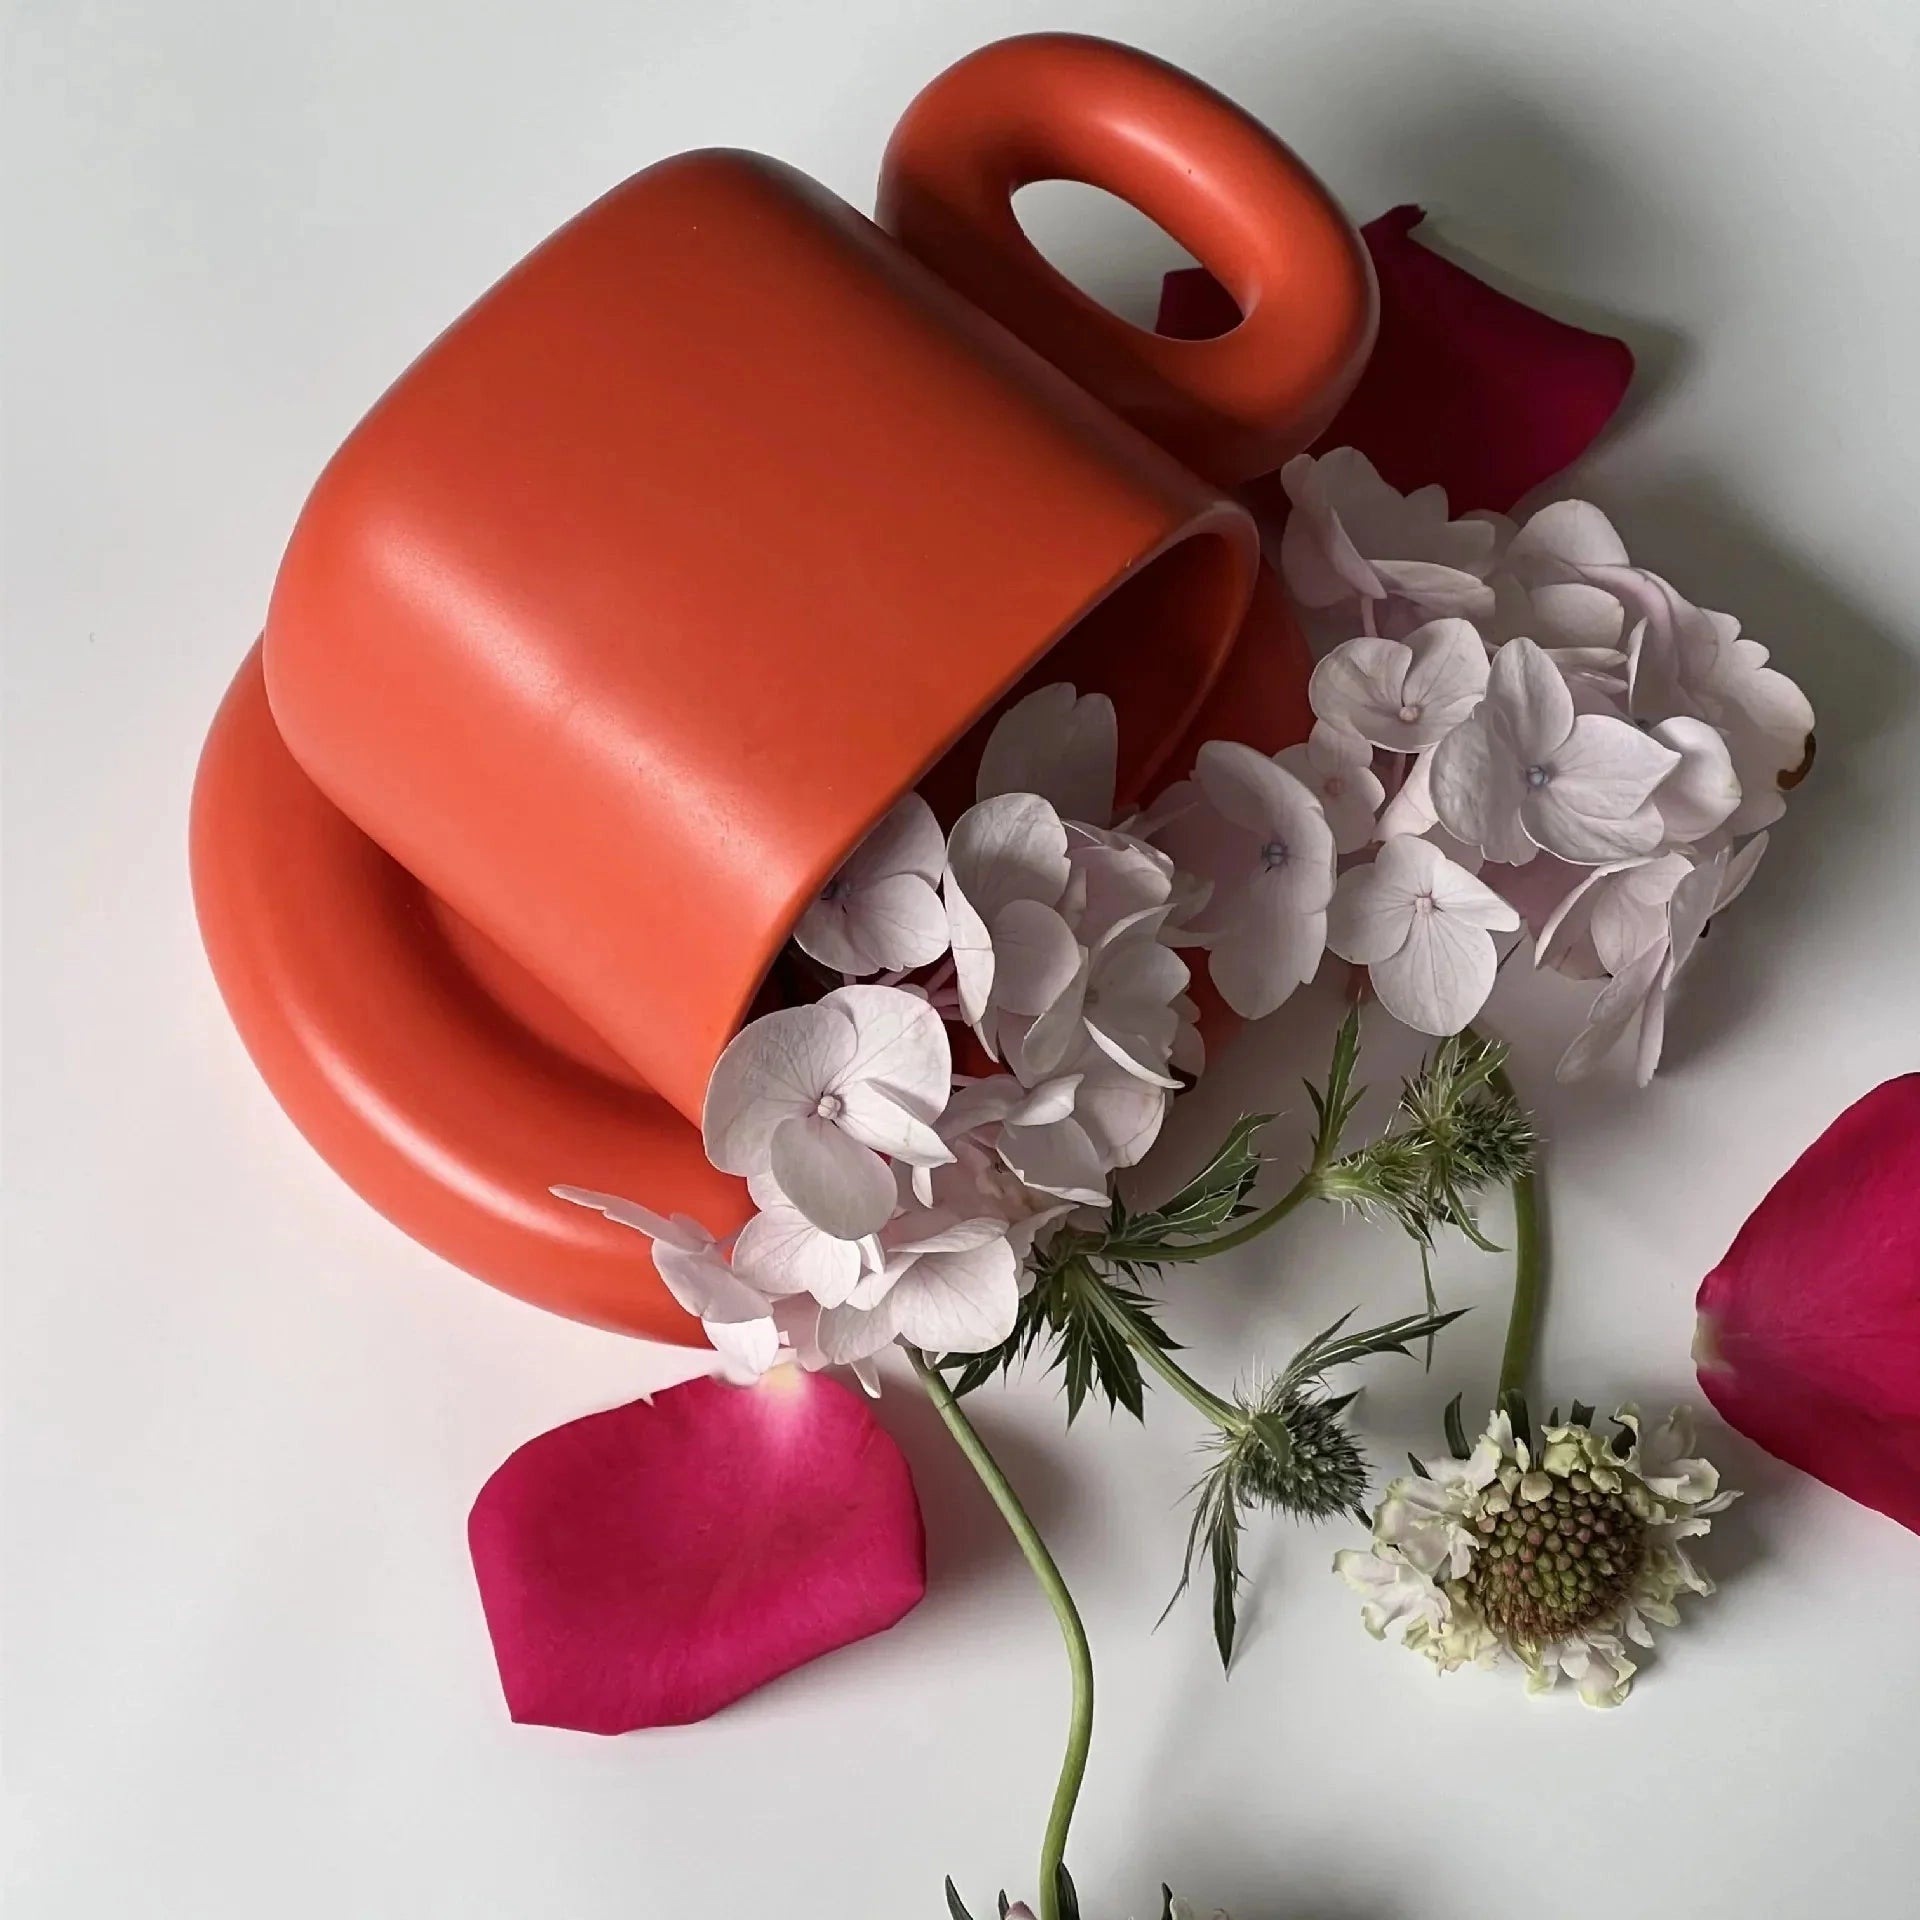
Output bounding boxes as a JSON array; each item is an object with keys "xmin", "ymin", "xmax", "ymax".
[
  {"xmin": 1156, "ymin": 262, "xmax": 1243, "ymax": 342},
  {"xmin": 1694, "ymin": 1076, "xmax": 1920, "ymax": 1535},
  {"xmin": 469, "ymin": 1371, "xmax": 927, "ymax": 1731},
  {"xmin": 1158, "ymin": 205, "xmax": 1636, "ymax": 514}
]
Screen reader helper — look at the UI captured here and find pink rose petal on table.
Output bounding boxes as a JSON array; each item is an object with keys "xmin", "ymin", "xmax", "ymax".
[
  {"xmin": 1694, "ymin": 1076, "xmax": 1920, "ymax": 1534},
  {"xmin": 469, "ymin": 1370, "xmax": 926, "ymax": 1731},
  {"xmin": 1158, "ymin": 205, "xmax": 1635, "ymax": 515}
]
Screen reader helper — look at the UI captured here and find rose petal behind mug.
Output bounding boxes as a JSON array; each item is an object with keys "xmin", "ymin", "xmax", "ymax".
[
  {"xmin": 1159, "ymin": 205, "xmax": 1636, "ymax": 515},
  {"xmin": 1694, "ymin": 1076, "xmax": 1920, "ymax": 1533}
]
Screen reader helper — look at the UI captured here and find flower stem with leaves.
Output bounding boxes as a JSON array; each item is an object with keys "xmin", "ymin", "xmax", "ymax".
[
  {"xmin": 932, "ymin": 1010, "xmax": 1545, "ymax": 1915},
  {"xmin": 944, "ymin": 1009, "xmax": 1538, "ymax": 1667}
]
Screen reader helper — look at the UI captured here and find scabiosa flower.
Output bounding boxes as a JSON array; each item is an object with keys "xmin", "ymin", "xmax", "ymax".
[{"xmin": 1335, "ymin": 1401, "xmax": 1736, "ymax": 1706}]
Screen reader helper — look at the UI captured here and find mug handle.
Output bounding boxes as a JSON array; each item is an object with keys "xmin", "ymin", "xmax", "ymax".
[{"xmin": 877, "ymin": 33, "xmax": 1377, "ymax": 489}]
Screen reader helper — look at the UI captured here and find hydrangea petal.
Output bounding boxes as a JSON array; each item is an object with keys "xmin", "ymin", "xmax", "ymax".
[
  {"xmin": 1555, "ymin": 941, "xmax": 1666, "ymax": 1081},
  {"xmin": 1525, "ymin": 787, "xmax": 1666, "ymax": 865},
  {"xmin": 1664, "ymin": 855, "xmax": 1730, "ymax": 978},
  {"xmin": 876, "ymin": 1240, "xmax": 1021, "ymax": 1353},
  {"xmin": 1206, "ymin": 889, "xmax": 1327, "ymax": 1020},
  {"xmin": 946, "ymin": 793, "xmax": 1070, "ymax": 921},
  {"xmin": 888, "ymin": 1212, "xmax": 1008, "ymax": 1257},
  {"xmin": 769, "ymin": 1114, "xmax": 896, "ymax": 1239},
  {"xmin": 1648, "ymin": 714, "xmax": 1742, "ymax": 842},
  {"xmin": 1631, "ymin": 978, "xmax": 1668, "ymax": 1087},
  {"xmin": 792, "ymin": 896, "xmax": 876, "ymax": 975},
  {"xmin": 1695, "ymin": 1077, "xmax": 1920, "ymax": 1534},
  {"xmin": 650, "ymin": 1239, "xmax": 769, "ymax": 1325},
  {"xmin": 943, "ymin": 868, "xmax": 996, "ymax": 1030},
  {"xmin": 1370, "ymin": 559, "xmax": 1495, "ymax": 620},
  {"xmin": 1427, "ymin": 850, "xmax": 1522, "ymax": 933},
  {"xmin": 844, "ymin": 791, "xmax": 944, "ymax": 886},
  {"xmin": 1082, "ymin": 1011, "xmax": 1183, "ymax": 1090},
  {"xmin": 1716, "ymin": 664, "xmax": 1817, "ymax": 836},
  {"xmin": 702, "ymin": 1003, "xmax": 855, "ymax": 1174},
  {"xmin": 1194, "ymin": 738, "xmax": 1298, "ymax": 836},
  {"xmin": 1529, "ymin": 581, "xmax": 1629, "ymax": 650},
  {"xmin": 1006, "ymin": 953, "xmax": 1090, "ymax": 1083},
  {"xmin": 938, "ymin": 1074, "xmax": 1027, "ymax": 1135},
  {"xmin": 977, "ymin": 683, "xmax": 1118, "ymax": 827},
  {"xmin": 732, "ymin": 1203, "xmax": 864, "ymax": 1305},
  {"xmin": 1399, "ymin": 618, "xmax": 1492, "ymax": 734},
  {"xmin": 1308, "ymin": 636, "xmax": 1414, "ymax": 748},
  {"xmin": 1719, "ymin": 829, "xmax": 1769, "ymax": 911},
  {"xmin": 468, "ymin": 1373, "xmax": 926, "ymax": 1731},
  {"xmin": 1067, "ymin": 834, "xmax": 1175, "ymax": 945},
  {"xmin": 1587, "ymin": 858, "xmax": 1686, "ymax": 974},
  {"xmin": 842, "ymin": 871, "xmax": 949, "ymax": 972},
  {"xmin": 1143, "ymin": 779, "xmax": 1258, "ymax": 898},
  {"xmin": 1430, "ymin": 717, "xmax": 1534, "ymax": 865},
  {"xmin": 821, "ymin": 984, "xmax": 952, "ymax": 1118},
  {"xmin": 1370, "ymin": 894, "xmax": 1498, "ymax": 1034},
  {"xmin": 833, "ymin": 1081, "xmax": 952, "ymax": 1168},
  {"xmin": 1276, "ymin": 454, "xmax": 1384, "ymax": 605},
  {"xmin": 998, "ymin": 1116, "xmax": 1111, "ymax": 1204},
  {"xmin": 1009, "ymin": 1074, "xmax": 1081, "ymax": 1127},
  {"xmin": 1327, "ymin": 855, "xmax": 1414, "ymax": 966},
  {"xmin": 989, "ymin": 900, "xmax": 1084, "ymax": 1016},
  {"xmin": 548, "ymin": 1186, "xmax": 699, "ymax": 1250},
  {"xmin": 1277, "ymin": 722, "xmax": 1385, "ymax": 854},
  {"xmin": 1375, "ymin": 744, "xmax": 1440, "ymax": 841},
  {"xmin": 814, "ymin": 1299, "xmax": 899, "ymax": 1366},
  {"xmin": 701, "ymin": 1313, "xmax": 783, "ymax": 1386},
  {"xmin": 1505, "ymin": 499, "xmax": 1633, "ymax": 574},
  {"xmin": 1071, "ymin": 1063, "xmax": 1170, "ymax": 1168},
  {"xmin": 1547, "ymin": 714, "xmax": 1682, "ymax": 821},
  {"xmin": 1490, "ymin": 635, "xmax": 1575, "ymax": 766},
  {"xmin": 1193, "ymin": 744, "xmax": 1335, "ymax": 909}
]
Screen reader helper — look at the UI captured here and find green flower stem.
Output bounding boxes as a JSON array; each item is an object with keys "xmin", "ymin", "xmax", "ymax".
[
  {"xmin": 1075, "ymin": 1270, "xmax": 1240, "ymax": 1428},
  {"xmin": 1124, "ymin": 1333, "xmax": 1243, "ymax": 1429},
  {"xmin": 1136, "ymin": 1166, "xmax": 1321, "ymax": 1267},
  {"xmin": 1492, "ymin": 1055, "xmax": 1545, "ymax": 1402},
  {"xmin": 909, "ymin": 1348, "xmax": 1092, "ymax": 1920}
]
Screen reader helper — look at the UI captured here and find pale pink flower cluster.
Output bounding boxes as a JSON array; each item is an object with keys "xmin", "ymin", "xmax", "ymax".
[
  {"xmin": 555, "ymin": 455, "xmax": 1811, "ymax": 1381},
  {"xmin": 1276, "ymin": 449, "xmax": 1810, "ymax": 1070},
  {"xmin": 555, "ymin": 686, "xmax": 1211, "ymax": 1384}
]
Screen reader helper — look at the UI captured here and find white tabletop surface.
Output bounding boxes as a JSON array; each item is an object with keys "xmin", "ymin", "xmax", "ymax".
[{"xmin": 6, "ymin": 1, "xmax": 1920, "ymax": 1915}]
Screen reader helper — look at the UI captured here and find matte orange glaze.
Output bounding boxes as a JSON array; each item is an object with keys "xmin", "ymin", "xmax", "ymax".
[
  {"xmin": 879, "ymin": 33, "xmax": 1378, "ymax": 487},
  {"xmin": 263, "ymin": 147, "xmax": 1258, "ymax": 1129},
  {"xmin": 192, "ymin": 34, "xmax": 1374, "ymax": 1339},
  {"xmin": 192, "ymin": 648, "xmax": 740, "ymax": 1341}
]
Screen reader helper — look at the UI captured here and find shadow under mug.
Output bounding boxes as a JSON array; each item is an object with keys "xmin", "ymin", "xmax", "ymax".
[{"xmin": 198, "ymin": 33, "xmax": 1375, "ymax": 1335}]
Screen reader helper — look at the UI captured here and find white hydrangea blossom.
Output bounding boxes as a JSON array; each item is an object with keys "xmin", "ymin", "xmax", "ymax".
[
  {"xmin": 1277, "ymin": 455, "xmax": 1809, "ymax": 1068},
  {"xmin": 558, "ymin": 454, "xmax": 1815, "ymax": 1392}
]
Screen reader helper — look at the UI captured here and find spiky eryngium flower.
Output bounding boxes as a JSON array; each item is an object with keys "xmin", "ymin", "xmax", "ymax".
[
  {"xmin": 1173, "ymin": 1307, "xmax": 1460, "ymax": 1667},
  {"xmin": 1318, "ymin": 1031, "xmax": 1537, "ymax": 1258},
  {"xmin": 1217, "ymin": 1381, "xmax": 1369, "ymax": 1520},
  {"xmin": 1334, "ymin": 1402, "xmax": 1736, "ymax": 1706}
]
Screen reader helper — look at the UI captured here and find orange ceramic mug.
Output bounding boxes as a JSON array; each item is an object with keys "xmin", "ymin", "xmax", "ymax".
[
  {"xmin": 264, "ymin": 36, "xmax": 1371, "ymax": 1131},
  {"xmin": 198, "ymin": 34, "xmax": 1374, "ymax": 1337}
]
